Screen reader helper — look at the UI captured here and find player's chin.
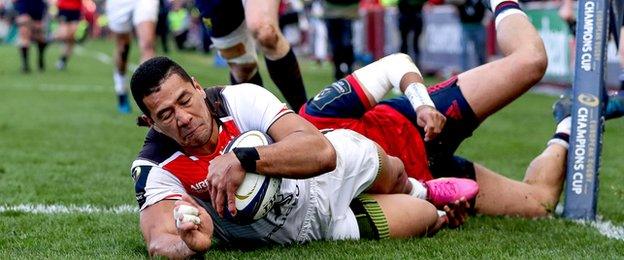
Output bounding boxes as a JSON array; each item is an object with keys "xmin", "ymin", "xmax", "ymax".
[{"xmin": 186, "ymin": 129, "xmax": 211, "ymax": 147}]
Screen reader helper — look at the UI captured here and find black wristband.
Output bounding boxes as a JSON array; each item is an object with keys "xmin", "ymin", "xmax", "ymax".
[{"xmin": 232, "ymin": 147, "xmax": 260, "ymax": 172}]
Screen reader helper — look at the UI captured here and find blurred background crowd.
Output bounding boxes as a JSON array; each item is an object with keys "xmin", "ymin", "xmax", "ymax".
[{"xmin": 1, "ymin": 0, "xmax": 623, "ymax": 88}]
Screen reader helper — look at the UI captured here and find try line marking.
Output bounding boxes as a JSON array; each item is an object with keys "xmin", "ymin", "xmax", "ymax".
[
  {"xmin": 0, "ymin": 204, "xmax": 622, "ymax": 241},
  {"xmin": 0, "ymin": 204, "xmax": 138, "ymax": 214}
]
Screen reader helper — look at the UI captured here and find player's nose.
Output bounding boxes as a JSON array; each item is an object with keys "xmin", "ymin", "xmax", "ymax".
[{"xmin": 176, "ymin": 109, "xmax": 192, "ymax": 127}]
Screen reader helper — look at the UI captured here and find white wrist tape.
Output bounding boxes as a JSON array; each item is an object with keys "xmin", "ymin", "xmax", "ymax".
[
  {"xmin": 547, "ymin": 138, "xmax": 569, "ymax": 149},
  {"xmin": 353, "ymin": 53, "xmax": 422, "ymax": 103},
  {"xmin": 385, "ymin": 53, "xmax": 422, "ymax": 89},
  {"xmin": 404, "ymin": 82, "xmax": 435, "ymax": 111},
  {"xmin": 174, "ymin": 205, "xmax": 201, "ymax": 228}
]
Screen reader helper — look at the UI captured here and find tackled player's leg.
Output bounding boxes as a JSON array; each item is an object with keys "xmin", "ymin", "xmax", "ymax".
[
  {"xmin": 455, "ymin": 0, "xmax": 547, "ymax": 120},
  {"xmin": 443, "ymin": 0, "xmax": 560, "ymax": 218}
]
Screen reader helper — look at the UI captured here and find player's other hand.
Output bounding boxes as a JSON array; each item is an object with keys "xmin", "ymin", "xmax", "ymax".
[
  {"xmin": 207, "ymin": 152, "xmax": 246, "ymax": 218},
  {"xmin": 427, "ymin": 198, "xmax": 469, "ymax": 236},
  {"xmin": 416, "ymin": 106, "xmax": 446, "ymax": 141},
  {"xmin": 174, "ymin": 195, "xmax": 214, "ymax": 253},
  {"xmin": 443, "ymin": 197, "xmax": 470, "ymax": 228}
]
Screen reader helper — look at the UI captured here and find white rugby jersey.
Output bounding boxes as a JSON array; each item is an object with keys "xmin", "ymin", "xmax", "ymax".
[{"xmin": 131, "ymin": 84, "xmax": 312, "ymax": 245}]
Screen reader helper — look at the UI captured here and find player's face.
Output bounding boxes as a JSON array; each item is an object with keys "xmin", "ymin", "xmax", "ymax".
[{"xmin": 143, "ymin": 74, "xmax": 216, "ymax": 152}]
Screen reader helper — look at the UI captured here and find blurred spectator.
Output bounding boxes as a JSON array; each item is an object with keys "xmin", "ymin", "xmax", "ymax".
[
  {"xmin": 192, "ymin": 7, "xmax": 211, "ymax": 53},
  {"xmin": 55, "ymin": 0, "xmax": 82, "ymax": 70},
  {"xmin": 308, "ymin": 0, "xmax": 328, "ymax": 63},
  {"xmin": 79, "ymin": 0, "xmax": 97, "ymax": 41},
  {"xmin": 458, "ymin": 0, "xmax": 487, "ymax": 70},
  {"xmin": 156, "ymin": 0, "xmax": 170, "ymax": 53},
  {"xmin": 322, "ymin": 0, "xmax": 359, "ymax": 80},
  {"xmin": 279, "ymin": 0, "xmax": 309, "ymax": 53},
  {"xmin": 168, "ymin": 0, "xmax": 190, "ymax": 50},
  {"xmin": 0, "ymin": 0, "xmax": 17, "ymax": 44},
  {"xmin": 397, "ymin": 0, "xmax": 425, "ymax": 66}
]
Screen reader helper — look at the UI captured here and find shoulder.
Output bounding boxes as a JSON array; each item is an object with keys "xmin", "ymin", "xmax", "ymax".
[
  {"xmin": 220, "ymin": 83, "xmax": 284, "ymax": 110},
  {"xmin": 221, "ymin": 83, "xmax": 272, "ymax": 98},
  {"xmin": 135, "ymin": 128, "xmax": 181, "ymax": 165}
]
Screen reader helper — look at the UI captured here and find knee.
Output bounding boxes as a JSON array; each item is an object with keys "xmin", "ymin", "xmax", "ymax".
[
  {"xmin": 519, "ymin": 188, "xmax": 558, "ymax": 218},
  {"xmin": 521, "ymin": 44, "xmax": 548, "ymax": 85},
  {"xmin": 249, "ymin": 22, "xmax": 280, "ymax": 50},
  {"xmin": 375, "ymin": 156, "xmax": 409, "ymax": 194}
]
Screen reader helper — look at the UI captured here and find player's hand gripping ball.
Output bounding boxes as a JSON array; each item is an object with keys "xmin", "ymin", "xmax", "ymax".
[{"xmin": 222, "ymin": 131, "xmax": 282, "ymax": 223}]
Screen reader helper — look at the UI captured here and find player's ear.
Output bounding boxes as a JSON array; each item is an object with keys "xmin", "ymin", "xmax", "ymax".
[
  {"xmin": 137, "ymin": 114, "xmax": 154, "ymax": 127},
  {"xmin": 191, "ymin": 77, "xmax": 206, "ymax": 98},
  {"xmin": 191, "ymin": 76, "xmax": 202, "ymax": 89}
]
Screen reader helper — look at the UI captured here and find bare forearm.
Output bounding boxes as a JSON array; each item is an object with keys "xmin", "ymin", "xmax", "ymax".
[
  {"xmin": 255, "ymin": 131, "xmax": 336, "ymax": 178},
  {"xmin": 399, "ymin": 72, "xmax": 425, "ymax": 92},
  {"xmin": 148, "ymin": 234, "xmax": 199, "ymax": 259}
]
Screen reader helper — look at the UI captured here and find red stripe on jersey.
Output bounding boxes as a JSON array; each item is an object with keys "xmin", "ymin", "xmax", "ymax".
[
  {"xmin": 346, "ymin": 74, "xmax": 373, "ymax": 111},
  {"xmin": 428, "ymin": 76, "xmax": 458, "ymax": 94},
  {"xmin": 163, "ymin": 119, "xmax": 242, "ymax": 198}
]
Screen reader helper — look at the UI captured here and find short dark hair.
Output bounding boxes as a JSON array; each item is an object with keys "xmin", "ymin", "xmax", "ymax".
[{"xmin": 130, "ymin": 56, "xmax": 193, "ymax": 117}]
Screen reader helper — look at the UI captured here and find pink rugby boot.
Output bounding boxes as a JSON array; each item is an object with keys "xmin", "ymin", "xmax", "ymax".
[{"xmin": 425, "ymin": 177, "xmax": 479, "ymax": 208}]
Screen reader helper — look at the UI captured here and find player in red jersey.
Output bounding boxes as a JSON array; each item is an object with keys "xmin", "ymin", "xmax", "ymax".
[
  {"xmin": 300, "ymin": 0, "xmax": 575, "ymax": 219},
  {"xmin": 55, "ymin": 0, "xmax": 82, "ymax": 70}
]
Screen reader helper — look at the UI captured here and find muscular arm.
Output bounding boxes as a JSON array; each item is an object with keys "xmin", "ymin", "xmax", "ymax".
[
  {"xmin": 352, "ymin": 53, "xmax": 426, "ymax": 107},
  {"xmin": 140, "ymin": 200, "xmax": 205, "ymax": 259},
  {"xmin": 352, "ymin": 53, "xmax": 446, "ymax": 141},
  {"xmin": 255, "ymin": 112, "xmax": 336, "ymax": 178}
]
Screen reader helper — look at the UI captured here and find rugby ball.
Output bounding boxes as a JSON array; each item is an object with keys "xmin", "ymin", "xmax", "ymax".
[{"xmin": 222, "ymin": 130, "xmax": 281, "ymax": 223}]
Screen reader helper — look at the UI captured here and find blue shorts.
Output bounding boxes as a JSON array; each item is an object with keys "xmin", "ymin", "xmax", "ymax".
[
  {"xmin": 195, "ymin": 0, "xmax": 245, "ymax": 38},
  {"xmin": 15, "ymin": 0, "xmax": 47, "ymax": 21},
  {"xmin": 58, "ymin": 9, "xmax": 81, "ymax": 22}
]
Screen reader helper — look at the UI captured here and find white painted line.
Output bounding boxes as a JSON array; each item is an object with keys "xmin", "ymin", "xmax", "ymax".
[
  {"xmin": 75, "ymin": 46, "xmax": 138, "ymax": 70},
  {"xmin": 95, "ymin": 52, "xmax": 113, "ymax": 65},
  {"xmin": 1, "ymin": 83, "xmax": 110, "ymax": 93},
  {"xmin": 0, "ymin": 204, "xmax": 138, "ymax": 214},
  {"xmin": 576, "ymin": 217, "xmax": 624, "ymax": 241}
]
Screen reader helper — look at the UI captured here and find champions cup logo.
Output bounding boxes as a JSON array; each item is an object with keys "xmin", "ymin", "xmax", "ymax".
[{"xmin": 578, "ymin": 93, "xmax": 599, "ymax": 107}]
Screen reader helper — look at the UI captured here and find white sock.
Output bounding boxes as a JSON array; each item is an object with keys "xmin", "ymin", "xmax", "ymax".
[
  {"xmin": 489, "ymin": 0, "xmax": 527, "ymax": 27},
  {"xmin": 547, "ymin": 116, "xmax": 571, "ymax": 148},
  {"xmin": 556, "ymin": 116, "xmax": 572, "ymax": 136},
  {"xmin": 490, "ymin": 0, "xmax": 515, "ymax": 11},
  {"xmin": 408, "ymin": 177, "xmax": 428, "ymax": 199},
  {"xmin": 113, "ymin": 71, "xmax": 127, "ymax": 95}
]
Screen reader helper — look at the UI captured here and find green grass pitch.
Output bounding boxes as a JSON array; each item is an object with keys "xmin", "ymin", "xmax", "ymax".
[{"xmin": 0, "ymin": 40, "xmax": 623, "ymax": 258}]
